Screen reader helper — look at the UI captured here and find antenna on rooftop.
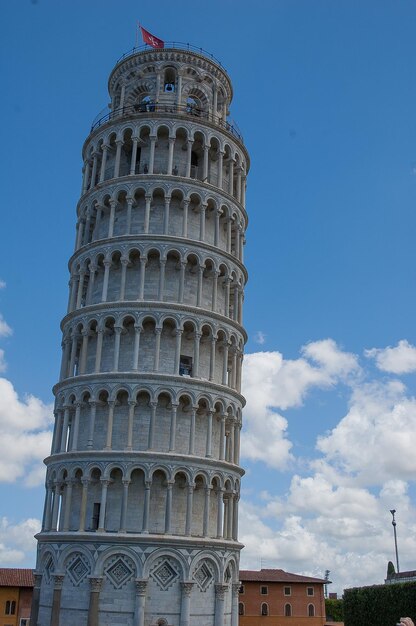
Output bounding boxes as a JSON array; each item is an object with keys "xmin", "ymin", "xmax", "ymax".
[
  {"xmin": 324, "ymin": 570, "xmax": 330, "ymax": 598},
  {"xmin": 390, "ymin": 509, "xmax": 400, "ymax": 573}
]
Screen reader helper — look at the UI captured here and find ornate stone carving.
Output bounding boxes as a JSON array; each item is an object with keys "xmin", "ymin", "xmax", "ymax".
[
  {"xmin": 44, "ymin": 556, "xmax": 54, "ymax": 584},
  {"xmin": 232, "ymin": 582, "xmax": 241, "ymax": 597},
  {"xmin": 135, "ymin": 578, "xmax": 148, "ymax": 595},
  {"xmin": 53, "ymin": 574, "xmax": 65, "ymax": 590},
  {"xmin": 181, "ymin": 581, "xmax": 194, "ymax": 596},
  {"xmin": 193, "ymin": 562, "xmax": 214, "ymax": 592},
  {"xmin": 215, "ymin": 583, "xmax": 229, "ymax": 600},
  {"xmin": 105, "ymin": 555, "xmax": 135, "ymax": 589},
  {"xmin": 33, "ymin": 573, "xmax": 43, "ymax": 589},
  {"xmin": 89, "ymin": 577, "xmax": 103, "ymax": 592},
  {"xmin": 151, "ymin": 559, "xmax": 179, "ymax": 591},
  {"xmin": 67, "ymin": 553, "xmax": 90, "ymax": 587}
]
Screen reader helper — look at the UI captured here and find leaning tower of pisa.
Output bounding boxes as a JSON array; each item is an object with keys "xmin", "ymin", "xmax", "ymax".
[{"xmin": 32, "ymin": 43, "xmax": 249, "ymax": 626}]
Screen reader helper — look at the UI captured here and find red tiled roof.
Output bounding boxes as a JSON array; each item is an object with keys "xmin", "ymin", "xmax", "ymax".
[
  {"xmin": 239, "ymin": 568, "xmax": 328, "ymax": 584},
  {"xmin": 0, "ymin": 569, "xmax": 34, "ymax": 587}
]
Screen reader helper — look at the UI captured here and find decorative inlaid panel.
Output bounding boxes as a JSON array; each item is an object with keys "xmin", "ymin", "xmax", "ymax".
[
  {"xmin": 193, "ymin": 561, "xmax": 214, "ymax": 592},
  {"xmin": 105, "ymin": 555, "xmax": 135, "ymax": 589},
  {"xmin": 67, "ymin": 553, "xmax": 90, "ymax": 586},
  {"xmin": 151, "ymin": 559, "xmax": 179, "ymax": 591}
]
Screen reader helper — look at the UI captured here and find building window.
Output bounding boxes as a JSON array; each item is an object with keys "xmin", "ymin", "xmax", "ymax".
[
  {"xmin": 308, "ymin": 604, "xmax": 315, "ymax": 617},
  {"xmin": 307, "ymin": 586, "xmax": 314, "ymax": 596},
  {"xmin": 239, "ymin": 585, "xmax": 245, "ymax": 594},
  {"xmin": 284, "ymin": 586, "xmax": 291, "ymax": 596},
  {"xmin": 285, "ymin": 603, "xmax": 292, "ymax": 617},
  {"xmin": 5, "ymin": 600, "xmax": 16, "ymax": 615},
  {"xmin": 91, "ymin": 502, "xmax": 101, "ymax": 530},
  {"xmin": 20, "ymin": 620, "xmax": 30, "ymax": 626},
  {"xmin": 261, "ymin": 602, "xmax": 269, "ymax": 616},
  {"xmin": 239, "ymin": 602, "xmax": 245, "ymax": 616},
  {"xmin": 260, "ymin": 585, "xmax": 268, "ymax": 595}
]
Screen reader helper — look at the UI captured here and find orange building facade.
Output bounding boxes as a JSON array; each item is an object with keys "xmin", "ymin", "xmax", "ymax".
[
  {"xmin": 0, "ymin": 569, "xmax": 33, "ymax": 626},
  {"xmin": 238, "ymin": 569, "xmax": 328, "ymax": 626}
]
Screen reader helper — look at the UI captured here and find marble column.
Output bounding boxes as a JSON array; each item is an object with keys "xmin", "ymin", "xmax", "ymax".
[
  {"xmin": 105, "ymin": 400, "xmax": 115, "ymax": 450},
  {"xmin": 120, "ymin": 479, "xmax": 130, "ymax": 532},
  {"xmin": 214, "ymin": 584, "xmax": 228, "ymax": 626},
  {"xmin": 99, "ymin": 144, "xmax": 108, "ymax": 182},
  {"xmin": 180, "ymin": 582, "xmax": 194, "ymax": 626},
  {"xmin": 134, "ymin": 579, "xmax": 148, "ymax": 626},
  {"xmin": 97, "ymin": 479, "xmax": 109, "ymax": 532},
  {"xmin": 231, "ymin": 583, "xmax": 240, "ymax": 626},
  {"xmin": 185, "ymin": 483, "xmax": 194, "ymax": 536},
  {"xmin": 30, "ymin": 573, "xmax": 42, "ymax": 626},
  {"xmin": 51, "ymin": 574, "xmax": 65, "ymax": 626},
  {"xmin": 87, "ymin": 577, "xmax": 103, "ymax": 626},
  {"xmin": 142, "ymin": 481, "xmax": 151, "ymax": 532}
]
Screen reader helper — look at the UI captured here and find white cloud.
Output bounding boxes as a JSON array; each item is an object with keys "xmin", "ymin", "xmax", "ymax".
[
  {"xmin": 0, "ymin": 349, "xmax": 6, "ymax": 373},
  {"xmin": 316, "ymin": 379, "xmax": 416, "ymax": 484},
  {"xmin": 0, "ymin": 378, "xmax": 53, "ymax": 486},
  {"xmin": 365, "ymin": 339, "xmax": 416, "ymax": 374},
  {"xmin": 0, "ymin": 314, "xmax": 12, "ymax": 339},
  {"xmin": 303, "ymin": 338, "xmax": 360, "ymax": 379},
  {"xmin": 0, "ymin": 280, "xmax": 5, "ymax": 289},
  {"xmin": 241, "ymin": 340, "xmax": 359, "ymax": 469},
  {"xmin": 254, "ymin": 331, "xmax": 266, "ymax": 345},
  {"xmin": 239, "ymin": 338, "xmax": 416, "ymax": 592},
  {"xmin": 0, "ymin": 517, "xmax": 40, "ymax": 564},
  {"xmin": 239, "ymin": 486, "xmax": 416, "ymax": 593}
]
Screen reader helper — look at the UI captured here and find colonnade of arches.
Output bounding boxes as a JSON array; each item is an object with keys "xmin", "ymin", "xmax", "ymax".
[
  {"xmin": 53, "ymin": 388, "xmax": 242, "ymax": 465},
  {"xmin": 82, "ymin": 122, "xmax": 247, "ymax": 205},
  {"xmin": 43, "ymin": 461, "xmax": 240, "ymax": 542},
  {"xmin": 62, "ymin": 309, "xmax": 243, "ymax": 387},
  {"xmin": 75, "ymin": 186, "xmax": 246, "ymax": 262},
  {"xmin": 68, "ymin": 245, "xmax": 244, "ymax": 323},
  {"xmin": 34, "ymin": 545, "xmax": 240, "ymax": 626}
]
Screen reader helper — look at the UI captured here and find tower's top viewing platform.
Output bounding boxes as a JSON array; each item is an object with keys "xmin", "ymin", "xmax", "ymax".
[
  {"xmin": 89, "ymin": 43, "xmax": 243, "ymax": 142},
  {"xmin": 109, "ymin": 43, "xmax": 233, "ymax": 97},
  {"xmin": 116, "ymin": 42, "xmax": 228, "ymax": 72}
]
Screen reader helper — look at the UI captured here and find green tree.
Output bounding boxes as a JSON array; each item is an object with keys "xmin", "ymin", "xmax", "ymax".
[
  {"xmin": 387, "ymin": 561, "xmax": 396, "ymax": 577},
  {"xmin": 325, "ymin": 598, "xmax": 344, "ymax": 622},
  {"xmin": 344, "ymin": 582, "xmax": 416, "ymax": 626}
]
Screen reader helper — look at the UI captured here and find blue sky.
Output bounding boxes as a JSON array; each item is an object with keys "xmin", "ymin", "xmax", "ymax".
[{"xmin": 1, "ymin": 0, "xmax": 416, "ymax": 593}]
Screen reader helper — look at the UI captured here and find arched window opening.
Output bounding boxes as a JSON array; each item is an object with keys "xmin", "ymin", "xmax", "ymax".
[
  {"xmin": 5, "ymin": 600, "xmax": 16, "ymax": 615},
  {"xmin": 187, "ymin": 96, "xmax": 201, "ymax": 116},
  {"xmin": 238, "ymin": 602, "xmax": 245, "ymax": 616},
  {"xmin": 164, "ymin": 67, "xmax": 176, "ymax": 92},
  {"xmin": 138, "ymin": 95, "xmax": 155, "ymax": 112},
  {"xmin": 285, "ymin": 603, "xmax": 292, "ymax": 617},
  {"xmin": 261, "ymin": 602, "xmax": 269, "ymax": 616},
  {"xmin": 308, "ymin": 603, "xmax": 315, "ymax": 617}
]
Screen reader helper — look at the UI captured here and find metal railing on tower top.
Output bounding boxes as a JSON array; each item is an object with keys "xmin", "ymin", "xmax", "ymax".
[
  {"xmin": 90, "ymin": 102, "xmax": 243, "ymax": 142},
  {"xmin": 116, "ymin": 42, "xmax": 226, "ymax": 70}
]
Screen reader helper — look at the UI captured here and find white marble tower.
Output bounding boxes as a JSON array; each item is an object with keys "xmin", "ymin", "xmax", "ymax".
[{"xmin": 32, "ymin": 43, "xmax": 249, "ymax": 626}]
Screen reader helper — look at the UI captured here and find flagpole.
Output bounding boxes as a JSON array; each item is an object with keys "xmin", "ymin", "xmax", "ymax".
[{"xmin": 135, "ymin": 22, "xmax": 140, "ymax": 48}]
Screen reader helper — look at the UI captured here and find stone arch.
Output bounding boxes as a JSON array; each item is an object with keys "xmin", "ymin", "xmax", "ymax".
[
  {"xmin": 190, "ymin": 552, "xmax": 221, "ymax": 584},
  {"xmin": 143, "ymin": 549, "xmax": 187, "ymax": 579},
  {"xmin": 148, "ymin": 467, "xmax": 169, "ymax": 534},
  {"xmin": 95, "ymin": 546, "xmax": 141, "ymax": 577}
]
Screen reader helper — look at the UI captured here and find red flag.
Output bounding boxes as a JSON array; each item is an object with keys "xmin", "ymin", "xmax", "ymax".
[{"xmin": 140, "ymin": 25, "xmax": 164, "ymax": 49}]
